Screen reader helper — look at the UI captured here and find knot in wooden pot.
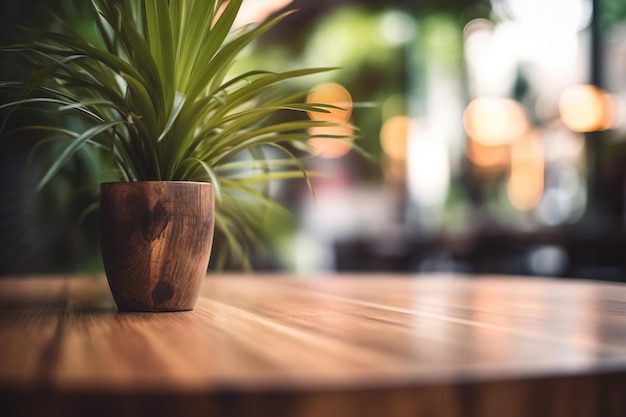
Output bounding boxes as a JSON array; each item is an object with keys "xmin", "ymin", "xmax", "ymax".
[{"xmin": 100, "ymin": 181, "xmax": 214, "ymax": 312}]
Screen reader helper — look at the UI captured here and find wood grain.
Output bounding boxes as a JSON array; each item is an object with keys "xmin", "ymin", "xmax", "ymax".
[
  {"xmin": 99, "ymin": 181, "xmax": 214, "ymax": 312},
  {"xmin": 2, "ymin": 274, "xmax": 626, "ymax": 416}
]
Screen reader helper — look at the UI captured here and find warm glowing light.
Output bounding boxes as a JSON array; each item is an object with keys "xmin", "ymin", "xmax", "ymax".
[
  {"xmin": 308, "ymin": 125, "xmax": 353, "ymax": 159},
  {"xmin": 507, "ymin": 130, "xmax": 544, "ymax": 211},
  {"xmin": 380, "ymin": 115, "xmax": 410, "ymax": 161},
  {"xmin": 465, "ymin": 140, "xmax": 509, "ymax": 170},
  {"xmin": 307, "ymin": 83, "xmax": 353, "ymax": 122},
  {"xmin": 227, "ymin": 0, "xmax": 294, "ymax": 27},
  {"xmin": 559, "ymin": 85, "xmax": 615, "ymax": 132},
  {"xmin": 306, "ymin": 83, "xmax": 353, "ymax": 159},
  {"xmin": 464, "ymin": 97, "xmax": 529, "ymax": 145}
]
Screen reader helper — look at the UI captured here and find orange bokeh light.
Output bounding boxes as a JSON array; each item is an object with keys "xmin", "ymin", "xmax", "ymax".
[
  {"xmin": 559, "ymin": 85, "xmax": 615, "ymax": 132},
  {"xmin": 507, "ymin": 130, "xmax": 544, "ymax": 211},
  {"xmin": 380, "ymin": 115, "xmax": 410, "ymax": 161},
  {"xmin": 306, "ymin": 82, "xmax": 353, "ymax": 159},
  {"xmin": 465, "ymin": 139, "xmax": 509, "ymax": 170},
  {"xmin": 308, "ymin": 125, "xmax": 353, "ymax": 159},
  {"xmin": 306, "ymin": 82, "xmax": 353, "ymax": 122},
  {"xmin": 464, "ymin": 97, "xmax": 529, "ymax": 146}
]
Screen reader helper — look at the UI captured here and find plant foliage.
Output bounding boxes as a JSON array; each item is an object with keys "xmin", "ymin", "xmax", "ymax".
[{"xmin": 1, "ymin": 0, "xmax": 354, "ymax": 268}]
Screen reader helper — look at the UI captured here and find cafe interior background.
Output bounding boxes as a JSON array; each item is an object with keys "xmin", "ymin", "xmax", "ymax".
[{"xmin": 1, "ymin": 0, "xmax": 626, "ymax": 280}]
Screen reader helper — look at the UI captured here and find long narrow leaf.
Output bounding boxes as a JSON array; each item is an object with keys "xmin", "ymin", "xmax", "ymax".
[
  {"xmin": 145, "ymin": 0, "xmax": 175, "ymax": 97},
  {"xmin": 37, "ymin": 120, "xmax": 126, "ymax": 189}
]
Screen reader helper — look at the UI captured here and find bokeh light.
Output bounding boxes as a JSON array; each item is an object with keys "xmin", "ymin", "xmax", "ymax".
[
  {"xmin": 232, "ymin": 0, "xmax": 294, "ymax": 27},
  {"xmin": 307, "ymin": 82, "xmax": 353, "ymax": 122},
  {"xmin": 380, "ymin": 10, "xmax": 415, "ymax": 45},
  {"xmin": 559, "ymin": 85, "xmax": 615, "ymax": 132},
  {"xmin": 507, "ymin": 130, "xmax": 544, "ymax": 211},
  {"xmin": 380, "ymin": 115, "xmax": 411, "ymax": 184},
  {"xmin": 464, "ymin": 96, "xmax": 529, "ymax": 146},
  {"xmin": 537, "ymin": 162, "xmax": 585, "ymax": 225},
  {"xmin": 380, "ymin": 115, "xmax": 410, "ymax": 161},
  {"xmin": 491, "ymin": 0, "xmax": 592, "ymax": 32},
  {"xmin": 408, "ymin": 135, "xmax": 450, "ymax": 207},
  {"xmin": 308, "ymin": 125, "xmax": 354, "ymax": 159},
  {"xmin": 307, "ymin": 82, "xmax": 354, "ymax": 159},
  {"xmin": 465, "ymin": 139, "xmax": 509, "ymax": 171}
]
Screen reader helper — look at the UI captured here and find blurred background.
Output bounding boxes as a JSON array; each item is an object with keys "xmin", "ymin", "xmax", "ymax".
[{"xmin": 2, "ymin": 0, "xmax": 626, "ymax": 280}]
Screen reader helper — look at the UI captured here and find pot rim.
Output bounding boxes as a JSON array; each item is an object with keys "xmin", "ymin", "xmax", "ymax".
[{"xmin": 100, "ymin": 180, "xmax": 213, "ymax": 186}]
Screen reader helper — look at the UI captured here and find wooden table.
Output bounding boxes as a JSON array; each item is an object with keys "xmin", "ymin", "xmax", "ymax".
[{"xmin": 2, "ymin": 274, "xmax": 626, "ymax": 417}]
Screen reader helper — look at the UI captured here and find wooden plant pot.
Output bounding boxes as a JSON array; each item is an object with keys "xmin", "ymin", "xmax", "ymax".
[{"xmin": 100, "ymin": 181, "xmax": 215, "ymax": 312}]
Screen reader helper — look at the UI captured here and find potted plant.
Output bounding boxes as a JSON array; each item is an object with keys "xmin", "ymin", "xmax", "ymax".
[{"xmin": 0, "ymin": 0, "xmax": 353, "ymax": 311}]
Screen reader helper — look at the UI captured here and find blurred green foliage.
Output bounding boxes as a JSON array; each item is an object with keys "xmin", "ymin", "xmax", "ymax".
[
  {"xmin": 2, "ymin": 0, "xmax": 626, "ymax": 273},
  {"xmin": 0, "ymin": 0, "xmax": 103, "ymax": 274}
]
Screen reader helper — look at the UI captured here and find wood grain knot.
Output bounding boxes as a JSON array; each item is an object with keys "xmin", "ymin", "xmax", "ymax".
[
  {"xmin": 142, "ymin": 202, "xmax": 169, "ymax": 241},
  {"xmin": 152, "ymin": 282, "xmax": 174, "ymax": 305}
]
